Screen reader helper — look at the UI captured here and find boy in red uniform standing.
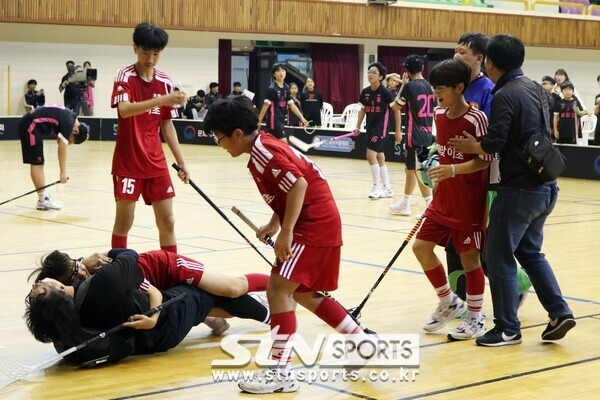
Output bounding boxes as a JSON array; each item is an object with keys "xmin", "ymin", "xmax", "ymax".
[
  {"xmin": 204, "ymin": 96, "xmax": 371, "ymax": 394},
  {"xmin": 110, "ymin": 23, "xmax": 190, "ymax": 252},
  {"xmin": 412, "ymin": 59, "xmax": 492, "ymax": 340}
]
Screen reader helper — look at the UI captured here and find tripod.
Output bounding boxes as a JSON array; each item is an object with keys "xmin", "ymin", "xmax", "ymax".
[{"xmin": 72, "ymin": 83, "xmax": 91, "ymax": 117}]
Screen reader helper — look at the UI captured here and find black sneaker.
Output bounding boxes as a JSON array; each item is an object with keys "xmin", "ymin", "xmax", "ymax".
[
  {"xmin": 541, "ymin": 314, "xmax": 576, "ymax": 341},
  {"xmin": 475, "ymin": 327, "xmax": 522, "ymax": 347}
]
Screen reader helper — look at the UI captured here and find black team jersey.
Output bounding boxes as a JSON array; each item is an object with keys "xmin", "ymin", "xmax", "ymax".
[
  {"xmin": 358, "ymin": 84, "xmax": 395, "ymax": 137},
  {"xmin": 397, "ymin": 79, "xmax": 436, "ymax": 148},
  {"xmin": 554, "ymin": 98, "xmax": 582, "ymax": 144},
  {"xmin": 265, "ymin": 82, "xmax": 290, "ymax": 132},
  {"xmin": 300, "ymin": 89, "xmax": 323, "ymax": 126}
]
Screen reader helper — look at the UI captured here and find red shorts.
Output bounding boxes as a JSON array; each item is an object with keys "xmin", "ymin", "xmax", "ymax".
[
  {"xmin": 137, "ymin": 250, "xmax": 204, "ymax": 289},
  {"xmin": 273, "ymin": 243, "xmax": 340, "ymax": 292},
  {"xmin": 113, "ymin": 174, "xmax": 175, "ymax": 205},
  {"xmin": 416, "ymin": 217, "xmax": 484, "ymax": 253}
]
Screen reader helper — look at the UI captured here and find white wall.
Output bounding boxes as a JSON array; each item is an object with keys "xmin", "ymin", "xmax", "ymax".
[{"xmin": 0, "ymin": 22, "xmax": 598, "ymax": 116}]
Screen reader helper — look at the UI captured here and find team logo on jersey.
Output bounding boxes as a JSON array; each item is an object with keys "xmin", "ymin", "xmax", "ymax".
[
  {"xmin": 262, "ymin": 193, "xmax": 275, "ymax": 204},
  {"xmin": 166, "ymin": 186, "xmax": 174, "ymax": 194},
  {"xmin": 185, "ymin": 278, "xmax": 194, "ymax": 285},
  {"xmin": 117, "ymin": 85, "xmax": 124, "ymax": 92},
  {"xmin": 271, "ymin": 169, "xmax": 281, "ymax": 178},
  {"xmin": 463, "ymin": 237, "xmax": 472, "ymax": 245}
]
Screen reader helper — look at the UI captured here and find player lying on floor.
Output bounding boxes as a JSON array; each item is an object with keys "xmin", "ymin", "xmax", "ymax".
[{"xmin": 24, "ymin": 249, "xmax": 270, "ymax": 366}]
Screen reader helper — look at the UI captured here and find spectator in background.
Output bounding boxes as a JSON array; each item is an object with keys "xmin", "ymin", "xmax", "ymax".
[
  {"xmin": 386, "ymin": 73, "xmax": 402, "ymax": 138},
  {"xmin": 205, "ymin": 82, "xmax": 222, "ymax": 109},
  {"xmin": 185, "ymin": 90, "xmax": 206, "ymax": 119},
  {"xmin": 553, "ymin": 68, "xmax": 587, "ymax": 110},
  {"xmin": 300, "ymin": 78, "xmax": 323, "ymax": 127},
  {"xmin": 287, "ymin": 82, "xmax": 303, "ymax": 126},
  {"xmin": 231, "ymin": 81, "xmax": 243, "ymax": 96},
  {"xmin": 83, "ymin": 61, "xmax": 95, "ymax": 116},
  {"xmin": 174, "ymin": 88, "xmax": 187, "ymax": 119},
  {"xmin": 59, "ymin": 60, "xmax": 78, "ymax": 111},
  {"xmin": 553, "ymin": 81, "xmax": 586, "ymax": 144},
  {"xmin": 24, "ymin": 79, "xmax": 45, "ymax": 111}
]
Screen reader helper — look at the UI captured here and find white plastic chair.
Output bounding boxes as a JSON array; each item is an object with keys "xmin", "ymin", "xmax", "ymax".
[
  {"xmin": 330, "ymin": 103, "xmax": 354, "ymax": 127},
  {"xmin": 343, "ymin": 103, "xmax": 364, "ymax": 130},
  {"xmin": 321, "ymin": 102, "xmax": 333, "ymax": 128},
  {"xmin": 580, "ymin": 114, "xmax": 597, "ymax": 146}
]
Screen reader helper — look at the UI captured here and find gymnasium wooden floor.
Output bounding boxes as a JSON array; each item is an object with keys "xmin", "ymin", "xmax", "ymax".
[{"xmin": 0, "ymin": 140, "xmax": 598, "ymax": 399}]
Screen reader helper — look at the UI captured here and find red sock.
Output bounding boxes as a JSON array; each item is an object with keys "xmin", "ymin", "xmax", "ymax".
[
  {"xmin": 466, "ymin": 267, "xmax": 485, "ymax": 313},
  {"xmin": 244, "ymin": 273, "xmax": 270, "ymax": 293},
  {"xmin": 424, "ymin": 264, "xmax": 452, "ymax": 302},
  {"xmin": 111, "ymin": 234, "xmax": 127, "ymax": 249},
  {"xmin": 270, "ymin": 310, "xmax": 296, "ymax": 365},
  {"xmin": 161, "ymin": 245, "xmax": 177, "ymax": 253},
  {"xmin": 314, "ymin": 296, "xmax": 362, "ymax": 334}
]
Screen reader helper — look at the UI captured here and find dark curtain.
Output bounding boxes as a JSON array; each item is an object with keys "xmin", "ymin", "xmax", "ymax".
[
  {"xmin": 218, "ymin": 39, "xmax": 232, "ymax": 97},
  {"xmin": 247, "ymin": 49, "xmax": 258, "ymax": 104},
  {"xmin": 377, "ymin": 46, "xmax": 429, "ymax": 78},
  {"xmin": 310, "ymin": 43, "xmax": 359, "ymax": 113}
]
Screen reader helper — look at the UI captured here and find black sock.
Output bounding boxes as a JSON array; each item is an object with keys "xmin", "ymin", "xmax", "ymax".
[{"xmin": 214, "ymin": 294, "xmax": 270, "ymax": 324}]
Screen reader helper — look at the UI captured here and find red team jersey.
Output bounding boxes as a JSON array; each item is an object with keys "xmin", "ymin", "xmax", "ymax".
[
  {"xmin": 425, "ymin": 106, "xmax": 492, "ymax": 230},
  {"xmin": 111, "ymin": 64, "xmax": 179, "ymax": 178},
  {"xmin": 248, "ymin": 132, "xmax": 342, "ymax": 247}
]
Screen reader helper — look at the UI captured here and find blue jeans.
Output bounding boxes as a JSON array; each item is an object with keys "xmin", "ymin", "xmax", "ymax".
[{"xmin": 484, "ymin": 184, "xmax": 572, "ymax": 334}]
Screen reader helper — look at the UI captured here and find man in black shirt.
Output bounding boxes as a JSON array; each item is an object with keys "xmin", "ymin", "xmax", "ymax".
[
  {"xmin": 450, "ymin": 34, "xmax": 574, "ymax": 347},
  {"xmin": 553, "ymin": 81, "xmax": 585, "ymax": 144},
  {"xmin": 185, "ymin": 90, "xmax": 206, "ymax": 119},
  {"xmin": 24, "ymin": 79, "xmax": 45, "ymax": 110},
  {"xmin": 389, "ymin": 55, "xmax": 436, "ymax": 216},
  {"xmin": 59, "ymin": 60, "xmax": 79, "ymax": 111},
  {"xmin": 300, "ymin": 78, "xmax": 323, "ymax": 126},
  {"xmin": 205, "ymin": 82, "xmax": 222, "ymax": 109},
  {"xmin": 230, "ymin": 81, "xmax": 243, "ymax": 97}
]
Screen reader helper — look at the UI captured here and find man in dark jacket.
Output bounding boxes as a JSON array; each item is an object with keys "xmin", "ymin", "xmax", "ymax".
[{"xmin": 450, "ymin": 34, "xmax": 574, "ymax": 347}]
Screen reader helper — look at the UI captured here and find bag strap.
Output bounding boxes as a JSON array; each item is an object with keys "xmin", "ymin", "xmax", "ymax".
[{"xmin": 535, "ymin": 81, "xmax": 552, "ymax": 137}]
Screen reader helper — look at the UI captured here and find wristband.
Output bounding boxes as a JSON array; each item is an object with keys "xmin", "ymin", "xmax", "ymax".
[{"xmin": 451, "ymin": 164, "xmax": 456, "ymax": 177}]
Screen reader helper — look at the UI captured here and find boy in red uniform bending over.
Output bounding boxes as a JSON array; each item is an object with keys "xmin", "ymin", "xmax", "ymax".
[
  {"xmin": 110, "ymin": 22, "xmax": 190, "ymax": 252},
  {"xmin": 204, "ymin": 96, "xmax": 371, "ymax": 394},
  {"xmin": 412, "ymin": 59, "xmax": 492, "ymax": 341}
]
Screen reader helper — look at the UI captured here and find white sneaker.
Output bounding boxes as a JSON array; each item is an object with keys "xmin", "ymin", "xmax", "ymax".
[
  {"xmin": 389, "ymin": 201, "xmax": 410, "ymax": 216},
  {"xmin": 204, "ymin": 316, "xmax": 230, "ymax": 336},
  {"xmin": 422, "ymin": 294, "xmax": 466, "ymax": 332},
  {"xmin": 36, "ymin": 196, "xmax": 63, "ymax": 210},
  {"xmin": 380, "ymin": 186, "xmax": 393, "ymax": 198},
  {"xmin": 448, "ymin": 313, "xmax": 486, "ymax": 340},
  {"xmin": 368, "ymin": 186, "xmax": 382, "ymax": 199},
  {"xmin": 238, "ymin": 368, "xmax": 300, "ymax": 394}
]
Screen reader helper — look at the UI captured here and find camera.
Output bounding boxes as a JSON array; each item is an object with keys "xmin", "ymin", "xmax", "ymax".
[{"xmin": 67, "ymin": 66, "xmax": 97, "ymax": 84}]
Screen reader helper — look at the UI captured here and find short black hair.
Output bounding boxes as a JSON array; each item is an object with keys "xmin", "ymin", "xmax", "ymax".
[
  {"xmin": 403, "ymin": 55, "xmax": 424, "ymax": 74},
  {"xmin": 75, "ymin": 123, "xmax": 89, "ymax": 145},
  {"xmin": 271, "ymin": 63, "xmax": 286, "ymax": 76},
  {"xmin": 486, "ymin": 34, "xmax": 524, "ymax": 72},
  {"xmin": 25, "ymin": 287, "xmax": 80, "ymax": 343},
  {"xmin": 560, "ymin": 81, "xmax": 575, "ymax": 91},
  {"xmin": 233, "ymin": 81, "xmax": 241, "ymax": 87},
  {"xmin": 27, "ymin": 79, "xmax": 37, "ymax": 86},
  {"xmin": 203, "ymin": 96, "xmax": 259, "ymax": 137},
  {"xmin": 197, "ymin": 89, "xmax": 205, "ymax": 97},
  {"xmin": 83, "ymin": 61, "xmax": 91, "ymax": 67},
  {"xmin": 542, "ymin": 76, "xmax": 556, "ymax": 85},
  {"xmin": 66, "ymin": 60, "xmax": 75, "ymax": 67},
  {"xmin": 133, "ymin": 22, "xmax": 169, "ymax": 51},
  {"xmin": 368, "ymin": 62, "xmax": 387, "ymax": 80},
  {"xmin": 457, "ymin": 32, "xmax": 489, "ymax": 57},
  {"xmin": 429, "ymin": 59, "xmax": 471, "ymax": 94},
  {"xmin": 29, "ymin": 250, "xmax": 73, "ymax": 283},
  {"xmin": 597, "ymin": 75, "xmax": 600, "ymax": 82},
  {"xmin": 209, "ymin": 82, "xmax": 219, "ymax": 89}
]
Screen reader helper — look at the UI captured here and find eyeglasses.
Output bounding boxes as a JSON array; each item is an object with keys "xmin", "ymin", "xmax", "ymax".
[
  {"xmin": 211, "ymin": 134, "xmax": 225, "ymax": 146},
  {"xmin": 367, "ymin": 71, "xmax": 380, "ymax": 76}
]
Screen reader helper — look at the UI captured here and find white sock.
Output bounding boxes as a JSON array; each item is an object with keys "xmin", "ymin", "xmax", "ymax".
[
  {"xmin": 380, "ymin": 165, "xmax": 390, "ymax": 188},
  {"xmin": 424, "ymin": 195, "xmax": 433, "ymax": 207},
  {"xmin": 38, "ymin": 190, "xmax": 47, "ymax": 201},
  {"xmin": 370, "ymin": 164, "xmax": 380, "ymax": 186},
  {"xmin": 402, "ymin": 194, "xmax": 412, "ymax": 205}
]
